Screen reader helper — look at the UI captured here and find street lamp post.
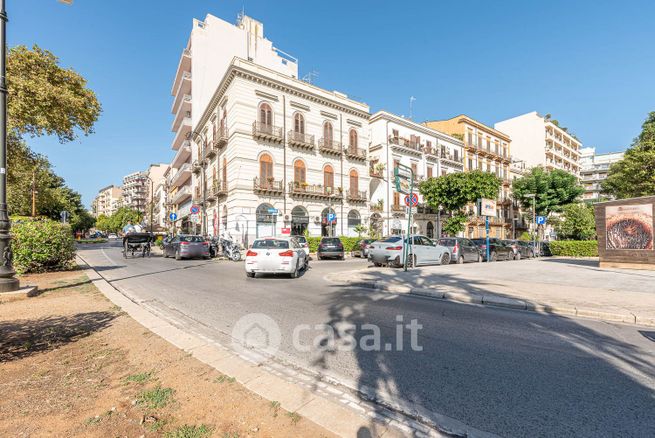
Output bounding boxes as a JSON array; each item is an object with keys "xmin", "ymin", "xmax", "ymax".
[{"xmin": 0, "ymin": 0, "xmax": 19, "ymax": 292}]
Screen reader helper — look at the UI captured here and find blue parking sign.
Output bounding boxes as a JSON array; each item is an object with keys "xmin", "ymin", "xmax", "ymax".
[
  {"xmin": 536, "ymin": 215, "xmax": 547, "ymax": 225},
  {"xmin": 327, "ymin": 213, "xmax": 336, "ymax": 222}
]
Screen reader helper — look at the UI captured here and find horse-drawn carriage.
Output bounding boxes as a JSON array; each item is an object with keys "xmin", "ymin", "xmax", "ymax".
[{"xmin": 122, "ymin": 232, "xmax": 154, "ymax": 258}]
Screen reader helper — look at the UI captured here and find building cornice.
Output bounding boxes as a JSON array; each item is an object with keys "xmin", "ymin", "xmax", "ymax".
[
  {"xmin": 428, "ymin": 114, "xmax": 511, "ymax": 142},
  {"xmin": 196, "ymin": 58, "xmax": 370, "ymax": 132},
  {"xmin": 370, "ymin": 111, "xmax": 464, "ymax": 146}
]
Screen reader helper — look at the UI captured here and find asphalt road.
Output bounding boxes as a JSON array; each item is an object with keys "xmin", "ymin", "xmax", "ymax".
[{"xmin": 78, "ymin": 242, "xmax": 655, "ymax": 438}]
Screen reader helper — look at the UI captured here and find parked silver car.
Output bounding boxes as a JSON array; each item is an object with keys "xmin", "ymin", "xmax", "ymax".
[
  {"xmin": 438, "ymin": 237, "xmax": 483, "ymax": 264},
  {"xmin": 368, "ymin": 235, "xmax": 451, "ymax": 267},
  {"xmin": 162, "ymin": 235, "xmax": 210, "ymax": 260}
]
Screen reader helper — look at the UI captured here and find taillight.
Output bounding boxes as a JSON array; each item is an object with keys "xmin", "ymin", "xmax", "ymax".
[
  {"xmin": 480, "ymin": 244, "xmax": 486, "ymax": 249},
  {"xmin": 202, "ymin": 242, "xmax": 209, "ymax": 246},
  {"xmin": 386, "ymin": 246, "xmax": 402, "ymax": 250},
  {"xmin": 180, "ymin": 241, "xmax": 189, "ymax": 245},
  {"xmin": 454, "ymin": 242, "xmax": 459, "ymax": 253},
  {"xmin": 246, "ymin": 250, "xmax": 257, "ymax": 257},
  {"xmin": 279, "ymin": 250, "xmax": 294, "ymax": 257}
]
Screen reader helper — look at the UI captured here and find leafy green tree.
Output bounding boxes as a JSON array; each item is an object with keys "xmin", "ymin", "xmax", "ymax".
[
  {"xmin": 602, "ymin": 111, "xmax": 655, "ymax": 199},
  {"xmin": 353, "ymin": 224, "xmax": 367, "ymax": 237},
  {"xmin": 7, "ymin": 45, "xmax": 101, "ymax": 142},
  {"xmin": 109, "ymin": 208, "xmax": 143, "ymax": 233},
  {"xmin": 419, "ymin": 171, "xmax": 501, "ymax": 235},
  {"xmin": 554, "ymin": 203, "xmax": 597, "ymax": 240},
  {"xmin": 512, "ymin": 167, "xmax": 584, "ymax": 217}
]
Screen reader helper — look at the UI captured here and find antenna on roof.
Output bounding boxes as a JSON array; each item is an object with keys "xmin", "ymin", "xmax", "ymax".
[
  {"xmin": 302, "ymin": 70, "xmax": 319, "ymax": 84},
  {"xmin": 409, "ymin": 96, "xmax": 416, "ymax": 120}
]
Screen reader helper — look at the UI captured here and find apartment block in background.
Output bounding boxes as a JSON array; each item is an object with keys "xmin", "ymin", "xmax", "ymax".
[
  {"xmin": 424, "ymin": 115, "xmax": 513, "ymax": 239},
  {"xmin": 495, "ymin": 111, "xmax": 582, "ymax": 177},
  {"xmin": 122, "ymin": 171, "xmax": 148, "ymax": 212},
  {"xmin": 92, "ymin": 185, "xmax": 123, "ymax": 217},
  {"xmin": 169, "ymin": 13, "xmax": 298, "ymax": 229},
  {"xmin": 368, "ymin": 111, "xmax": 464, "ymax": 238},
  {"xmin": 579, "ymin": 147, "xmax": 624, "ymax": 201}
]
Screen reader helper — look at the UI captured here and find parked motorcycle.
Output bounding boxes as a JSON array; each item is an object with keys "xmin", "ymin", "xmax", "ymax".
[{"xmin": 219, "ymin": 233, "xmax": 241, "ymax": 261}]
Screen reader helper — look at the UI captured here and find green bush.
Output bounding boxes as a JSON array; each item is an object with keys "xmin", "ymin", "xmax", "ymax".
[
  {"xmin": 307, "ymin": 236, "xmax": 364, "ymax": 253},
  {"xmin": 549, "ymin": 240, "xmax": 598, "ymax": 257},
  {"xmin": 12, "ymin": 218, "xmax": 76, "ymax": 274}
]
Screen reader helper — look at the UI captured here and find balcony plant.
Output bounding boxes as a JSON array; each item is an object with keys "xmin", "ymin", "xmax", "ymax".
[{"xmin": 374, "ymin": 162, "xmax": 385, "ymax": 174}]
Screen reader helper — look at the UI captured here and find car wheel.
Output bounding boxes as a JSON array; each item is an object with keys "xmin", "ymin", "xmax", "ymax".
[
  {"xmin": 317, "ymin": 255, "xmax": 322, "ymax": 261},
  {"xmin": 374, "ymin": 262, "xmax": 382, "ymax": 267},
  {"xmin": 246, "ymin": 272, "xmax": 255, "ymax": 278},
  {"xmin": 515, "ymin": 252, "xmax": 521, "ymax": 261},
  {"xmin": 304, "ymin": 257, "xmax": 309, "ymax": 270},
  {"xmin": 457, "ymin": 255, "xmax": 464, "ymax": 264},
  {"xmin": 340, "ymin": 255, "xmax": 345, "ymax": 261},
  {"xmin": 393, "ymin": 256, "xmax": 402, "ymax": 268},
  {"xmin": 175, "ymin": 250, "xmax": 181, "ymax": 261},
  {"xmin": 441, "ymin": 252, "xmax": 451, "ymax": 265},
  {"xmin": 490, "ymin": 251, "xmax": 497, "ymax": 262},
  {"xmin": 290, "ymin": 262, "xmax": 299, "ymax": 279}
]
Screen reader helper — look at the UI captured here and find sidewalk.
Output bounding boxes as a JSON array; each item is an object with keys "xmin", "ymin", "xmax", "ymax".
[{"xmin": 328, "ymin": 258, "xmax": 655, "ymax": 327}]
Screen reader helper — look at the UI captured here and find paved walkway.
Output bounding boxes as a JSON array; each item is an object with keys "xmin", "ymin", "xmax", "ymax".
[{"xmin": 329, "ymin": 258, "xmax": 655, "ymax": 326}]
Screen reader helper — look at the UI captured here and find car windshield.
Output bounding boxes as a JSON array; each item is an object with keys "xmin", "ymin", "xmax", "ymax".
[
  {"xmin": 180, "ymin": 235, "xmax": 204, "ymax": 243},
  {"xmin": 321, "ymin": 238, "xmax": 341, "ymax": 245},
  {"xmin": 293, "ymin": 236, "xmax": 307, "ymax": 243},
  {"xmin": 439, "ymin": 238, "xmax": 456, "ymax": 246},
  {"xmin": 471, "ymin": 238, "xmax": 486, "ymax": 244},
  {"xmin": 382, "ymin": 236, "xmax": 402, "ymax": 243},
  {"xmin": 252, "ymin": 239, "xmax": 290, "ymax": 249}
]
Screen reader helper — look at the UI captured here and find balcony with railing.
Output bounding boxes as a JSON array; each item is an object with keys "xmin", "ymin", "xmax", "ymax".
[
  {"xmin": 171, "ymin": 49, "xmax": 191, "ymax": 96},
  {"xmin": 347, "ymin": 190, "xmax": 367, "ymax": 202},
  {"xmin": 318, "ymin": 138, "xmax": 342, "ymax": 156},
  {"xmin": 391, "ymin": 204, "xmax": 405, "ymax": 213},
  {"xmin": 173, "ymin": 71, "xmax": 192, "ymax": 99},
  {"xmin": 172, "ymin": 96, "xmax": 192, "ymax": 130},
  {"xmin": 212, "ymin": 179, "xmax": 228, "ymax": 197},
  {"xmin": 344, "ymin": 145, "xmax": 367, "ymax": 161},
  {"xmin": 440, "ymin": 151, "xmax": 464, "ymax": 165},
  {"xmin": 253, "ymin": 177, "xmax": 284, "ymax": 196},
  {"xmin": 172, "ymin": 118, "xmax": 192, "ymax": 150},
  {"xmin": 169, "ymin": 163, "xmax": 192, "ymax": 188},
  {"xmin": 171, "ymin": 141, "xmax": 191, "ymax": 168},
  {"xmin": 389, "ymin": 136, "xmax": 422, "ymax": 155},
  {"xmin": 288, "ymin": 182, "xmax": 342, "ymax": 200},
  {"xmin": 193, "ymin": 186, "xmax": 204, "ymax": 204},
  {"xmin": 369, "ymin": 165, "xmax": 384, "ymax": 178},
  {"xmin": 170, "ymin": 185, "xmax": 191, "ymax": 205},
  {"xmin": 287, "ymin": 130, "xmax": 315, "ymax": 150},
  {"xmin": 212, "ymin": 125, "xmax": 229, "ymax": 149},
  {"xmin": 252, "ymin": 122, "xmax": 283, "ymax": 143}
]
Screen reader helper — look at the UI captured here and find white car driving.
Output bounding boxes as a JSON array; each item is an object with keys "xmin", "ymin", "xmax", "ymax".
[{"xmin": 245, "ymin": 237, "xmax": 308, "ymax": 278}]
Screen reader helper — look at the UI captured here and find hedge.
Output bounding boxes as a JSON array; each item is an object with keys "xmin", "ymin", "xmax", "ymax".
[
  {"xmin": 12, "ymin": 218, "xmax": 76, "ymax": 274},
  {"xmin": 548, "ymin": 240, "xmax": 598, "ymax": 257},
  {"xmin": 307, "ymin": 236, "xmax": 363, "ymax": 253}
]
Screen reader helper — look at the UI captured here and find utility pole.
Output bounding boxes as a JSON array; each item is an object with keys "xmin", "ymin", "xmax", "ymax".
[{"xmin": 0, "ymin": 0, "xmax": 19, "ymax": 292}]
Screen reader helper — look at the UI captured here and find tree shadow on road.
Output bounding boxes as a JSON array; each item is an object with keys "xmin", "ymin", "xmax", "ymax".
[
  {"xmin": 0, "ymin": 311, "xmax": 116, "ymax": 363},
  {"xmin": 314, "ymin": 269, "xmax": 655, "ymax": 437}
]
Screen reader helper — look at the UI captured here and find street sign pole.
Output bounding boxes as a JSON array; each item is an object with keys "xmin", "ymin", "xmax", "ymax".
[
  {"xmin": 485, "ymin": 215, "xmax": 490, "ymax": 263},
  {"xmin": 404, "ymin": 173, "xmax": 414, "ymax": 272}
]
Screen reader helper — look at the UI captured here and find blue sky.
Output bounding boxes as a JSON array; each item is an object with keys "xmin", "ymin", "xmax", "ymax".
[{"xmin": 10, "ymin": 0, "xmax": 655, "ymax": 207}]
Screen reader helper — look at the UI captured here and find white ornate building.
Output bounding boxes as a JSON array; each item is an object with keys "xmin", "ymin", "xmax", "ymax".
[
  {"xmin": 189, "ymin": 58, "xmax": 370, "ymax": 245},
  {"xmin": 368, "ymin": 111, "xmax": 464, "ymax": 237}
]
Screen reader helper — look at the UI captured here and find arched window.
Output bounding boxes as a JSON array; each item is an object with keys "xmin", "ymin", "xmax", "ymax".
[
  {"xmin": 259, "ymin": 153, "xmax": 273, "ymax": 186},
  {"xmin": 349, "ymin": 129, "xmax": 358, "ymax": 149},
  {"xmin": 294, "ymin": 113, "xmax": 305, "ymax": 134},
  {"xmin": 259, "ymin": 103, "xmax": 273, "ymax": 127},
  {"xmin": 323, "ymin": 122, "xmax": 333, "ymax": 145},
  {"xmin": 349, "ymin": 169, "xmax": 359, "ymax": 194},
  {"xmin": 324, "ymin": 165, "xmax": 334, "ymax": 192},
  {"xmin": 255, "ymin": 203, "xmax": 275, "ymax": 238},
  {"xmin": 426, "ymin": 221, "xmax": 434, "ymax": 238},
  {"xmin": 293, "ymin": 160, "xmax": 306, "ymax": 185}
]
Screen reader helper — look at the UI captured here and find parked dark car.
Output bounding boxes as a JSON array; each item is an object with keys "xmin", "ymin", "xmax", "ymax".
[
  {"xmin": 503, "ymin": 239, "xmax": 534, "ymax": 260},
  {"xmin": 471, "ymin": 238, "xmax": 514, "ymax": 261},
  {"xmin": 438, "ymin": 237, "xmax": 482, "ymax": 264},
  {"xmin": 539, "ymin": 241, "xmax": 552, "ymax": 257},
  {"xmin": 351, "ymin": 238, "xmax": 376, "ymax": 258},
  {"xmin": 317, "ymin": 237, "xmax": 344, "ymax": 260},
  {"xmin": 163, "ymin": 234, "xmax": 210, "ymax": 260}
]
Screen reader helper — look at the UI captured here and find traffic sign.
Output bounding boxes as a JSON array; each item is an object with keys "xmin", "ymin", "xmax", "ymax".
[
  {"xmin": 169, "ymin": 212, "xmax": 178, "ymax": 221},
  {"xmin": 536, "ymin": 215, "xmax": 547, "ymax": 225},
  {"xmin": 327, "ymin": 213, "xmax": 336, "ymax": 223},
  {"xmin": 267, "ymin": 208, "xmax": 278, "ymax": 214},
  {"xmin": 480, "ymin": 198, "xmax": 497, "ymax": 217},
  {"xmin": 404, "ymin": 193, "xmax": 419, "ymax": 207},
  {"xmin": 190, "ymin": 205, "xmax": 200, "ymax": 214},
  {"xmin": 394, "ymin": 164, "xmax": 413, "ymax": 195}
]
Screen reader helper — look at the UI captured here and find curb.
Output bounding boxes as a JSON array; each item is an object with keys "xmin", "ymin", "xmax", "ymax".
[
  {"xmin": 74, "ymin": 255, "xmax": 478, "ymax": 438},
  {"xmin": 334, "ymin": 278, "xmax": 652, "ymax": 328}
]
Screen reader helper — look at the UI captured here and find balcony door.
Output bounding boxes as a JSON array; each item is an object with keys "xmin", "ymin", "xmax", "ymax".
[
  {"xmin": 324, "ymin": 165, "xmax": 334, "ymax": 194},
  {"xmin": 259, "ymin": 153, "xmax": 273, "ymax": 188},
  {"xmin": 259, "ymin": 103, "xmax": 273, "ymax": 132},
  {"xmin": 349, "ymin": 169, "xmax": 359, "ymax": 196}
]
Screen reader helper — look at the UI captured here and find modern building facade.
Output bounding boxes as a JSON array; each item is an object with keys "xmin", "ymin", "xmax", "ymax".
[
  {"xmin": 92, "ymin": 185, "xmax": 123, "ymax": 217},
  {"xmin": 368, "ymin": 111, "xmax": 464, "ymax": 237},
  {"xmin": 424, "ymin": 115, "xmax": 513, "ymax": 239},
  {"xmin": 122, "ymin": 171, "xmax": 148, "ymax": 213},
  {"xmin": 579, "ymin": 147, "xmax": 624, "ymax": 201},
  {"xmin": 495, "ymin": 111, "xmax": 582, "ymax": 177},
  {"xmin": 189, "ymin": 58, "xmax": 370, "ymax": 245},
  {"xmin": 169, "ymin": 13, "xmax": 298, "ymax": 231}
]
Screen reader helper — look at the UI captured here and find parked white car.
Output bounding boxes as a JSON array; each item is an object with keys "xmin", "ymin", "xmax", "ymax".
[
  {"xmin": 368, "ymin": 235, "xmax": 451, "ymax": 267},
  {"xmin": 291, "ymin": 235, "xmax": 310, "ymax": 257},
  {"xmin": 245, "ymin": 237, "xmax": 308, "ymax": 278}
]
